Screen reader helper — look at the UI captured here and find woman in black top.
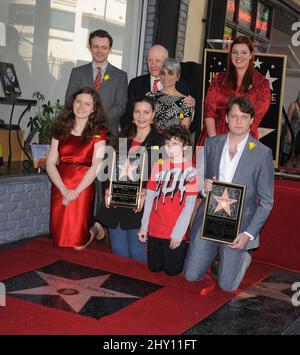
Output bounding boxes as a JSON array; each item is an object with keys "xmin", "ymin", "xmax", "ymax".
[{"xmin": 95, "ymin": 96, "xmax": 164, "ymax": 262}]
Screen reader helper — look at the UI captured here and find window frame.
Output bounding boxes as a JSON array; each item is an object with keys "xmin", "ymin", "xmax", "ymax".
[{"xmin": 224, "ymin": 0, "xmax": 273, "ymax": 51}]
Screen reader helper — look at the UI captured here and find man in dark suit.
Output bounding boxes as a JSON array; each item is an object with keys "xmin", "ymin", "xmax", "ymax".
[
  {"xmin": 184, "ymin": 96, "xmax": 274, "ymax": 291},
  {"xmin": 66, "ymin": 29, "xmax": 127, "ymax": 134},
  {"xmin": 121, "ymin": 44, "xmax": 195, "ymax": 129}
]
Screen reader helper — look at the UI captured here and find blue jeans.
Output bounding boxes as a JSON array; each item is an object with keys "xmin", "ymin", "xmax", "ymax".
[
  {"xmin": 109, "ymin": 225, "xmax": 147, "ymax": 263},
  {"xmin": 184, "ymin": 234, "xmax": 251, "ymax": 292}
]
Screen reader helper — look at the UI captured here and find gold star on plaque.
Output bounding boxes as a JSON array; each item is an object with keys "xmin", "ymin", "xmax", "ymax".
[
  {"xmin": 212, "ymin": 188, "xmax": 238, "ymax": 216},
  {"xmin": 118, "ymin": 159, "xmax": 136, "ymax": 180}
]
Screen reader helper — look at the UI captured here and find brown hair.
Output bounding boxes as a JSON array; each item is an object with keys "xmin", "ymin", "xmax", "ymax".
[
  {"xmin": 163, "ymin": 125, "xmax": 192, "ymax": 146},
  {"xmin": 225, "ymin": 36, "xmax": 254, "ymax": 93},
  {"xmin": 89, "ymin": 29, "xmax": 113, "ymax": 48},
  {"xmin": 113, "ymin": 96, "xmax": 156, "ymax": 150},
  {"xmin": 52, "ymin": 87, "xmax": 109, "ymax": 143},
  {"xmin": 226, "ymin": 96, "xmax": 255, "ymax": 118}
]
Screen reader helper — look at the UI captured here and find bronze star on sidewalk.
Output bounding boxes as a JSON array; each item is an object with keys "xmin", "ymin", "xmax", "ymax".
[
  {"xmin": 9, "ymin": 271, "xmax": 139, "ymax": 313},
  {"xmin": 232, "ymin": 282, "xmax": 292, "ymax": 303}
]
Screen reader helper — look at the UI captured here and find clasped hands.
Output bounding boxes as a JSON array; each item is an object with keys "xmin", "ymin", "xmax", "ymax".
[{"xmin": 61, "ymin": 187, "xmax": 79, "ymax": 206}]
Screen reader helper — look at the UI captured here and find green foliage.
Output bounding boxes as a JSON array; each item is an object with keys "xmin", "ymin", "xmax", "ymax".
[{"xmin": 27, "ymin": 91, "xmax": 63, "ymax": 144}]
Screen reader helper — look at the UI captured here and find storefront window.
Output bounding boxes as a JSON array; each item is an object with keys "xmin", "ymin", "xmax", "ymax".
[
  {"xmin": 223, "ymin": 26, "xmax": 234, "ymax": 49},
  {"xmin": 224, "ymin": 0, "xmax": 273, "ymax": 46},
  {"xmin": 226, "ymin": 0, "xmax": 236, "ymax": 22},
  {"xmin": 238, "ymin": 0, "xmax": 253, "ymax": 31},
  {"xmin": 0, "ymin": 0, "xmax": 144, "ymax": 105},
  {"xmin": 256, "ymin": 2, "xmax": 271, "ymax": 38}
]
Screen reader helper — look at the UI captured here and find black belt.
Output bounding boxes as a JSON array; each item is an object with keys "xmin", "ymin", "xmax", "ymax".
[{"xmin": 61, "ymin": 162, "xmax": 91, "ymax": 167}]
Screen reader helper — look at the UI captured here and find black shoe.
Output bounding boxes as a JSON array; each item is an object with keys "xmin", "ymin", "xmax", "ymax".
[{"xmin": 210, "ymin": 259, "xmax": 219, "ymax": 279}]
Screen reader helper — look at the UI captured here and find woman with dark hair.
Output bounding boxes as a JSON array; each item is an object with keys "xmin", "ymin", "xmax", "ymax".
[
  {"xmin": 196, "ymin": 35, "xmax": 271, "ymax": 147},
  {"xmin": 94, "ymin": 96, "xmax": 164, "ymax": 262},
  {"xmin": 46, "ymin": 87, "xmax": 108, "ymax": 249}
]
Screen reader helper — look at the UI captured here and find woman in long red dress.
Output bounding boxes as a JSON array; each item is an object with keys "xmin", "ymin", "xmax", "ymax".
[
  {"xmin": 196, "ymin": 36, "xmax": 271, "ymax": 147},
  {"xmin": 46, "ymin": 87, "xmax": 108, "ymax": 249}
]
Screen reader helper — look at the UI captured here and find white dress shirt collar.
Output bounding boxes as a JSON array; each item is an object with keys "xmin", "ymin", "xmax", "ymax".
[
  {"xmin": 219, "ymin": 133, "xmax": 255, "ymax": 240},
  {"xmin": 219, "ymin": 133, "xmax": 249, "ymax": 183},
  {"xmin": 150, "ymin": 75, "xmax": 163, "ymax": 91},
  {"xmin": 92, "ymin": 61, "xmax": 108, "ymax": 80}
]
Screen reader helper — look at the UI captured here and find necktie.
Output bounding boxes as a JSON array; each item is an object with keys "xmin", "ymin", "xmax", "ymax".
[
  {"xmin": 94, "ymin": 67, "xmax": 102, "ymax": 92},
  {"xmin": 152, "ymin": 79, "xmax": 160, "ymax": 92}
]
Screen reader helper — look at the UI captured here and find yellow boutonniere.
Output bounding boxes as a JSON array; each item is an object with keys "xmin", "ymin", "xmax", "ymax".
[
  {"xmin": 249, "ymin": 142, "xmax": 256, "ymax": 151},
  {"xmin": 151, "ymin": 145, "xmax": 159, "ymax": 150},
  {"xmin": 93, "ymin": 134, "xmax": 101, "ymax": 139},
  {"xmin": 158, "ymin": 159, "xmax": 164, "ymax": 165},
  {"xmin": 179, "ymin": 112, "xmax": 184, "ymax": 120},
  {"xmin": 103, "ymin": 74, "xmax": 110, "ymax": 81}
]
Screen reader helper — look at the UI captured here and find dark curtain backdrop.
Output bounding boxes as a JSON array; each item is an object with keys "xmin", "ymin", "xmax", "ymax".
[{"xmin": 155, "ymin": 0, "xmax": 180, "ymax": 57}]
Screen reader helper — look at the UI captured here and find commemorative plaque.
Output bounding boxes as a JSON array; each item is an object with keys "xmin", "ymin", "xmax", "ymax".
[
  {"xmin": 108, "ymin": 151, "xmax": 146, "ymax": 209},
  {"xmin": 200, "ymin": 181, "xmax": 246, "ymax": 244}
]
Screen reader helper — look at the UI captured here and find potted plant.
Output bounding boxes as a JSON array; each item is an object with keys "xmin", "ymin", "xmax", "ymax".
[{"xmin": 27, "ymin": 91, "xmax": 63, "ymax": 144}]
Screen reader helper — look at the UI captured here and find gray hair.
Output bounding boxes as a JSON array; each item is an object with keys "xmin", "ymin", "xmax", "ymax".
[
  {"xmin": 148, "ymin": 45, "xmax": 169, "ymax": 59},
  {"xmin": 160, "ymin": 58, "xmax": 181, "ymax": 78}
]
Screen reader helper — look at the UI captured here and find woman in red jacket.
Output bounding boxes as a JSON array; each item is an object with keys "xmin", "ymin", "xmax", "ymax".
[{"xmin": 196, "ymin": 36, "xmax": 271, "ymax": 147}]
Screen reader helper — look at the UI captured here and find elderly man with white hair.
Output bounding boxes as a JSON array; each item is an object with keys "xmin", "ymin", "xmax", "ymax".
[{"xmin": 122, "ymin": 44, "xmax": 195, "ymax": 128}]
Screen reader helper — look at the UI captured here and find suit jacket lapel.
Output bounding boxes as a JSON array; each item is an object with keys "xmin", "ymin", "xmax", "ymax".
[
  {"xmin": 100, "ymin": 62, "xmax": 113, "ymax": 93},
  {"xmin": 232, "ymin": 135, "xmax": 254, "ymax": 183},
  {"xmin": 126, "ymin": 128, "xmax": 155, "ymax": 151},
  {"xmin": 144, "ymin": 74, "xmax": 151, "ymax": 93},
  {"xmin": 86, "ymin": 63, "xmax": 94, "ymax": 86},
  {"xmin": 214, "ymin": 135, "xmax": 227, "ymax": 180}
]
